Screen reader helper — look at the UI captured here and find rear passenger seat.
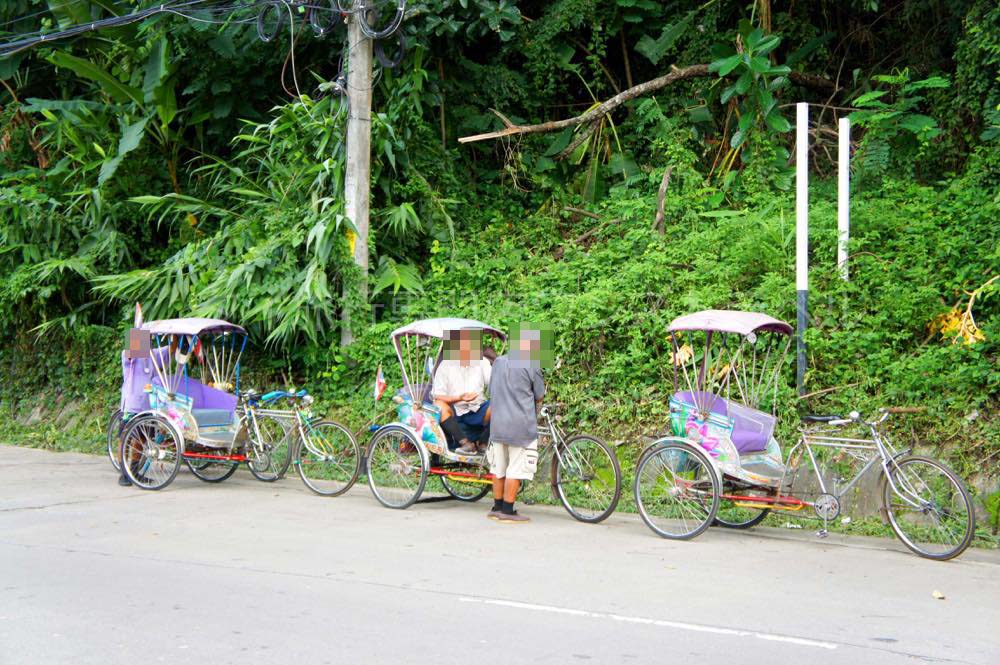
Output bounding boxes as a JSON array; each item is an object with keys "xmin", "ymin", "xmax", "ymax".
[{"xmin": 673, "ymin": 391, "xmax": 773, "ymax": 454}]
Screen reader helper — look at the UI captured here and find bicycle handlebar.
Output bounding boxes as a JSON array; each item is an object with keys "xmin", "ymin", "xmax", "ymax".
[{"xmin": 805, "ymin": 406, "xmax": 925, "ymax": 429}]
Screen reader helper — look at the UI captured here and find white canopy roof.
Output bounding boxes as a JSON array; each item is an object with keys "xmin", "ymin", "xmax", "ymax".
[
  {"xmin": 667, "ymin": 310, "xmax": 793, "ymax": 336},
  {"xmin": 390, "ymin": 317, "xmax": 505, "ymax": 340},
  {"xmin": 142, "ymin": 317, "xmax": 246, "ymax": 336}
]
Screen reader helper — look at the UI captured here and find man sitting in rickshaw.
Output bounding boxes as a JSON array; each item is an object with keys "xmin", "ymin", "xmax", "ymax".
[{"xmin": 432, "ymin": 328, "xmax": 492, "ymax": 455}]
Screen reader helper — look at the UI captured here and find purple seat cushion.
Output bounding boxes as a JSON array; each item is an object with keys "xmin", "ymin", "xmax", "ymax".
[
  {"xmin": 674, "ymin": 391, "xmax": 770, "ymax": 454},
  {"xmin": 730, "ymin": 428, "xmax": 769, "ymax": 454}
]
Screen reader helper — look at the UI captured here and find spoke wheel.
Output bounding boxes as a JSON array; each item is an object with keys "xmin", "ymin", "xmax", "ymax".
[
  {"xmin": 245, "ymin": 415, "xmax": 293, "ymax": 482},
  {"xmin": 185, "ymin": 456, "xmax": 239, "ymax": 483},
  {"xmin": 440, "ymin": 470, "xmax": 491, "ymax": 502},
  {"xmin": 633, "ymin": 440, "xmax": 719, "ymax": 540},
  {"xmin": 296, "ymin": 420, "xmax": 361, "ymax": 497},
  {"xmin": 552, "ymin": 434, "xmax": 622, "ymax": 523},
  {"xmin": 881, "ymin": 455, "xmax": 975, "ymax": 560},
  {"xmin": 107, "ymin": 409, "xmax": 125, "ymax": 472},
  {"xmin": 366, "ymin": 426, "xmax": 428, "ymax": 509},
  {"xmin": 120, "ymin": 416, "xmax": 182, "ymax": 490}
]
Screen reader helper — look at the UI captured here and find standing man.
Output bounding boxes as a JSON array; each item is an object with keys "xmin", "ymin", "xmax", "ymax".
[{"xmin": 486, "ymin": 325, "xmax": 548, "ymax": 523}]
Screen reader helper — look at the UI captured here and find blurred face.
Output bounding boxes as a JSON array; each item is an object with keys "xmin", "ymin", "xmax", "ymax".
[
  {"xmin": 124, "ymin": 328, "xmax": 150, "ymax": 360},
  {"xmin": 446, "ymin": 329, "xmax": 481, "ymax": 366},
  {"xmin": 510, "ymin": 323, "xmax": 553, "ymax": 369}
]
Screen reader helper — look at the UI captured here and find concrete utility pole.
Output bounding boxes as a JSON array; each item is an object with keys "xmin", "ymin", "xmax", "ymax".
[{"xmin": 341, "ymin": 15, "xmax": 373, "ymax": 346}]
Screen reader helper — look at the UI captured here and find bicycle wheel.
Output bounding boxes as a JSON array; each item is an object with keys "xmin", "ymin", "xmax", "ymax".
[
  {"xmin": 185, "ymin": 456, "xmax": 239, "ymax": 483},
  {"xmin": 296, "ymin": 420, "xmax": 361, "ymax": 496},
  {"xmin": 107, "ymin": 409, "xmax": 125, "ymax": 472},
  {"xmin": 119, "ymin": 415, "xmax": 182, "ymax": 491},
  {"xmin": 633, "ymin": 440, "xmax": 719, "ymax": 540},
  {"xmin": 552, "ymin": 434, "xmax": 622, "ymax": 523},
  {"xmin": 309, "ymin": 0, "xmax": 340, "ymax": 35},
  {"xmin": 366, "ymin": 425, "xmax": 427, "ymax": 509},
  {"xmin": 440, "ymin": 471, "xmax": 491, "ymax": 502},
  {"xmin": 881, "ymin": 455, "xmax": 975, "ymax": 560},
  {"xmin": 256, "ymin": 1, "xmax": 287, "ymax": 43},
  {"xmin": 246, "ymin": 415, "xmax": 293, "ymax": 482}
]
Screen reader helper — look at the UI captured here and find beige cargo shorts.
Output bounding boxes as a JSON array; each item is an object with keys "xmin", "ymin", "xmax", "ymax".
[{"xmin": 486, "ymin": 440, "xmax": 539, "ymax": 481}]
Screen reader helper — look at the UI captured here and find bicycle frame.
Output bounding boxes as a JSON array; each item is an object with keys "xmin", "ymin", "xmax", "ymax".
[
  {"xmin": 780, "ymin": 412, "xmax": 923, "ymax": 513},
  {"xmin": 244, "ymin": 402, "xmax": 322, "ymax": 459},
  {"xmin": 537, "ymin": 407, "xmax": 574, "ymax": 472}
]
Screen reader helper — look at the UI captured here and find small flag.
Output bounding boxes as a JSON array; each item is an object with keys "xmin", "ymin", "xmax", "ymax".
[
  {"xmin": 374, "ymin": 364, "xmax": 387, "ymax": 401},
  {"xmin": 425, "ymin": 356, "xmax": 435, "ymax": 378},
  {"xmin": 134, "ymin": 302, "xmax": 143, "ymax": 328}
]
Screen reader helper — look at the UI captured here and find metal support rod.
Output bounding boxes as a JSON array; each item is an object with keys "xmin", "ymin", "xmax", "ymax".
[
  {"xmin": 795, "ymin": 102, "xmax": 809, "ymax": 396},
  {"xmin": 837, "ymin": 116, "xmax": 851, "ymax": 281}
]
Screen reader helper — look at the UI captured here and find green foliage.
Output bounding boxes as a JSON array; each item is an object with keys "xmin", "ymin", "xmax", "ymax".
[
  {"xmin": 411, "ymin": 0, "xmax": 523, "ymax": 42},
  {"xmin": 708, "ymin": 20, "xmax": 792, "ymax": 149},
  {"xmin": 94, "ymin": 93, "xmax": 358, "ymax": 347},
  {"xmin": 635, "ymin": 9, "xmax": 694, "ymax": 65},
  {"xmin": 955, "ymin": 0, "xmax": 1000, "ymax": 124},
  {"xmin": 849, "ymin": 70, "xmax": 950, "ymax": 180}
]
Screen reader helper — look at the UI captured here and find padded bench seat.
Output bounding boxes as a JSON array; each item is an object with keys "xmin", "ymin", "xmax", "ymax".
[{"xmin": 192, "ymin": 408, "xmax": 234, "ymax": 428}]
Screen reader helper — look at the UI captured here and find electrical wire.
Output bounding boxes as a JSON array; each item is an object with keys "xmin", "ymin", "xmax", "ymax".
[
  {"xmin": 0, "ymin": 0, "xmax": 91, "ymax": 31},
  {"xmin": 0, "ymin": 2, "xmax": 188, "ymax": 56},
  {"xmin": 0, "ymin": 1, "xmax": 259, "ymax": 56},
  {"xmin": 2, "ymin": 0, "xmax": 379, "ymax": 132}
]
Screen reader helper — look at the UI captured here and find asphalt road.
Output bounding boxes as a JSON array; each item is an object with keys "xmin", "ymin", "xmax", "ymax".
[{"xmin": 1, "ymin": 445, "xmax": 998, "ymax": 665}]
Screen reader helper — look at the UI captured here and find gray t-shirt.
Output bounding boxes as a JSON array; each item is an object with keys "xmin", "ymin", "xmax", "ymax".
[{"xmin": 488, "ymin": 355, "xmax": 545, "ymax": 447}]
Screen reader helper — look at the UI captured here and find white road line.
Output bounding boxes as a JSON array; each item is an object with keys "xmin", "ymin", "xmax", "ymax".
[{"xmin": 458, "ymin": 597, "xmax": 838, "ymax": 650}]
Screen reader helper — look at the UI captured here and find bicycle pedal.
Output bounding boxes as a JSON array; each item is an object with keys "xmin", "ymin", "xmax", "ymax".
[{"xmin": 816, "ymin": 529, "xmax": 828, "ymax": 539}]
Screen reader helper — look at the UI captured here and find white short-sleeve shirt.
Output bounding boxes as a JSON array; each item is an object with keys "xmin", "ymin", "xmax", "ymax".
[{"xmin": 431, "ymin": 358, "xmax": 492, "ymax": 415}]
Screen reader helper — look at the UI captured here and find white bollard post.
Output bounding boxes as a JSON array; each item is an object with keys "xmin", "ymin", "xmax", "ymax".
[
  {"xmin": 795, "ymin": 102, "xmax": 809, "ymax": 395},
  {"xmin": 837, "ymin": 117, "xmax": 851, "ymax": 281}
]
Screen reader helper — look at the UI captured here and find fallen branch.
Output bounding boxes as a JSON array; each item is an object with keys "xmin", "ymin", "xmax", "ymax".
[
  {"xmin": 459, "ymin": 65, "xmax": 838, "ymax": 144},
  {"xmin": 562, "ymin": 206, "xmax": 601, "ymax": 220},
  {"xmin": 573, "ymin": 218, "xmax": 621, "ymax": 245},
  {"xmin": 460, "ymin": 65, "xmax": 709, "ymax": 144}
]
